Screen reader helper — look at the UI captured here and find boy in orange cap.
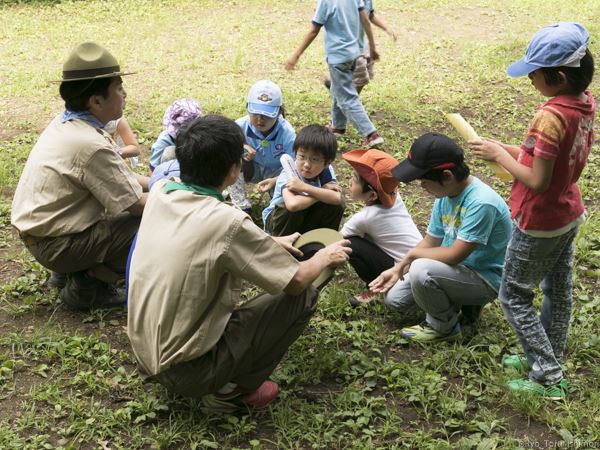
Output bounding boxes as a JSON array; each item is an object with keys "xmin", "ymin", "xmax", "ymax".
[{"xmin": 342, "ymin": 149, "xmax": 422, "ymax": 304}]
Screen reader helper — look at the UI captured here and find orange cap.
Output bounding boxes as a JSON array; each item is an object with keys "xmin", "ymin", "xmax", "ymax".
[{"xmin": 342, "ymin": 149, "xmax": 399, "ymax": 208}]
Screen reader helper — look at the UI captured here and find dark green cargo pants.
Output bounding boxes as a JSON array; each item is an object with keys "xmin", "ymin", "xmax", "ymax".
[{"xmin": 153, "ymin": 286, "xmax": 319, "ymax": 399}]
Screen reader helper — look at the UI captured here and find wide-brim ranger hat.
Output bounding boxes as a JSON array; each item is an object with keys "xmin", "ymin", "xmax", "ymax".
[
  {"xmin": 56, "ymin": 42, "xmax": 135, "ymax": 82},
  {"xmin": 392, "ymin": 132, "xmax": 464, "ymax": 183},
  {"xmin": 506, "ymin": 22, "xmax": 590, "ymax": 78},
  {"xmin": 293, "ymin": 228, "xmax": 344, "ymax": 290},
  {"xmin": 246, "ymin": 80, "xmax": 282, "ymax": 118},
  {"xmin": 342, "ymin": 149, "xmax": 399, "ymax": 208}
]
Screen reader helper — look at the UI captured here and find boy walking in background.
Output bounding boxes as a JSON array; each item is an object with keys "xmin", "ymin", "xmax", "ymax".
[
  {"xmin": 324, "ymin": 0, "xmax": 397, "ymax": 95},
  {"xmin": 285, "ymin": 0, "xmax": 384, "ymax": 148}
]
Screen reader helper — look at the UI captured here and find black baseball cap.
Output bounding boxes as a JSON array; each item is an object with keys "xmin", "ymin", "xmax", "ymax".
[{"xmin": 392, "ymin": 132, "xmax": 464, "ymax": 183}]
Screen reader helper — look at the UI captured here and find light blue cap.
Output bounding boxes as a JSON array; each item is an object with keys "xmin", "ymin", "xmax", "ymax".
[
  {"xmin": 246, "ymin": 80, "xmax": 282, "ymax": 118},
  {"xmin": 506, "ymin": 22, "xmax": 589, "ymax": 78}
]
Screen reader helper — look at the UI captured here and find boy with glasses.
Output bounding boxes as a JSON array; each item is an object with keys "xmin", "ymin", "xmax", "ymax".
[{"xmin": 262, "ymin": 125, "xmax": 345, "ymax": 236}]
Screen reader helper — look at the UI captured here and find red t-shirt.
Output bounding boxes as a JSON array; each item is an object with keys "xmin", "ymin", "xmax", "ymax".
[{"xmin": 510, "ymin": 92, "xmax": 596, "ymax": 231}]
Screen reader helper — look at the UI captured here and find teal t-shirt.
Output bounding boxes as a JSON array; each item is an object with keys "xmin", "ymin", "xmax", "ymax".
[
  {"xmin": 427, "ymin": 177, "xmax": 511, "ymax": 291},
  {"xmin": 313, "ymin": 0, "xmax": 364, "ymax": 64}
]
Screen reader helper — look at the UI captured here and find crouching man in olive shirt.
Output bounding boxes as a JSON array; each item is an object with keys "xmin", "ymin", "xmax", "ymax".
[{"xmin": 128, "ymin": 115, "xmax": 351, "ymax": 409}]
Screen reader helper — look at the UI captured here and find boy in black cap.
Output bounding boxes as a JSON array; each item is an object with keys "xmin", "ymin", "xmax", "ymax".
[{"xmin": 369, "ymin": 133, "xmax": 511, "ymax": 342}]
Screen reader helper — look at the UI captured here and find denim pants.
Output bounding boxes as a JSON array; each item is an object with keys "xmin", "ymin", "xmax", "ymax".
[
  {"xmin": 500, "ymin": 226, "xmax": 577, "ymax": 385},
  {"xmin": 384, "ymin": 258, "xmax": 497, "ymax": 333},
  {"xmin": 328, "ymin": 60, "xmax": 376, "ymax": 136}
]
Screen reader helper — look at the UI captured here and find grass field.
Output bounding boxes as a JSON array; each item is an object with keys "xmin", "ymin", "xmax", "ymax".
[{"xmin": 1, "ymin": 0, "xmax": 600, "ymax": 448}]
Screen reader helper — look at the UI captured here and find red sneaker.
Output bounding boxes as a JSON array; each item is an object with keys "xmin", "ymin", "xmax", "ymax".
[
  {"xmin": 348, "ymin": 290, "xmax": 378, "ymax": 306},
  {"xmin": 324, "ymin": 123, "xmax": 346, "ymax": 137},
  {"xmin": 240, "ymin": 380, "xmax": 279, "ymax": 409},
  {"xmin": 363, "ymin": 131, "xmax": 384, "ymax": 148}
]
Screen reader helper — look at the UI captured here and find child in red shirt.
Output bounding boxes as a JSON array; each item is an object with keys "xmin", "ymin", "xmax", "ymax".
[{"xmin": 470, "ymin": 22, "xmax": 595, "ymax": 399}]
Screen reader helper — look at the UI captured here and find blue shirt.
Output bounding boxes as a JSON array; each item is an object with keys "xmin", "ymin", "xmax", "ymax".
[
  {"xmin": 313, "ymin": 0, "xmax": 364, "ymax": 64},
  {"xmin": 236, "ymin": 116, "xmax": 296, "ymax": 182},
  {"xmin": 427, "ymin": 177, "xmax": 511, "ymax": 291},
  {"xmin": 357, "ymin": 0, "xmax": 374, "ymax": 53},
  {"xmin": 262, "ymin": 164, "xmax": 337, "ymax": 227},
  {"xmin": 149, "ymin": 130, "xmax": 175, "ymax": 170}
]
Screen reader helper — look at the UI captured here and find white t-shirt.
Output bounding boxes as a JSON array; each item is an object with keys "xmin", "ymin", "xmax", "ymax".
[{"xmin": 341, "ymin": 196, "xmax": 422, "ymax": 262}]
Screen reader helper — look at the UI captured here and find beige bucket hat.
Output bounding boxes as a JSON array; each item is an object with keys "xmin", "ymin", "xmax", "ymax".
[
  {"xmin": 294, "ymin": 228, "xmax": 345, "ymax": 290},
  {"xmin": 56, "ymin": 41, "xmax": 135, "ymax": 82}
]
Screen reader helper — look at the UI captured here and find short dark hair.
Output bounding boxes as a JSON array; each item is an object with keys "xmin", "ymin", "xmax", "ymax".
[
  {"xmin": 354, "ymin": 172, "xmax": 381, "ymax": 205},
  {"xmin": 354, "ymin": 172, "xmax": 374, "ymax": 193},
  {"xmin": 293, "ymin": 124, "xmax": 337, "ymax": 163},
  {"xmin": 420, "ymin": 161, "xmax": 470, "ymax": 184},
  {"xmin": 59, "ymin": 76, "xmax": 115, "ymax": 112},
  {"xmin": 539, "ymin": 49, "xmax": 595, "ymax": 94},
  {"xmin": 175, "ymin": 115, "xmax": 244, "ymax": 188}
]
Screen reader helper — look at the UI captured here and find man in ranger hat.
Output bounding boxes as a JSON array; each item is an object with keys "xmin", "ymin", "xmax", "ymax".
[{"xmin": 11, "ymin": 42, "xmax": 149, "ymax": 311}]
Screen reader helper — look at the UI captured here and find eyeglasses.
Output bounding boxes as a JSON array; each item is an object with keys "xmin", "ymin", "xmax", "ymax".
[{"xmin": 296, "ymin": 153, "xmax": 325, "ymax": 164}]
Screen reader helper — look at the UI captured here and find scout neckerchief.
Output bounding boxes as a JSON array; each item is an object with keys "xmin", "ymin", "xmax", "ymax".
[
  {"xmin": 162, "ymin": 180, "xmax": 224, "ymax": 202},
  {"xmin": 60, "ymin": 110, "xmax": 105, "ymax": 129}
]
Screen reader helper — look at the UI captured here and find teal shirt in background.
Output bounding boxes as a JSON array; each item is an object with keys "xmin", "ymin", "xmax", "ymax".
[{"xmin": 427, "ymin": 177, "xmax": 511, "ymax": 291}]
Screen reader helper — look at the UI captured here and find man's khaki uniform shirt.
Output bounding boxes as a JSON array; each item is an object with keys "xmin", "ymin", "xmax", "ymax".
[
  {"xmin": 11, "ymin": 116, "xmax": 142, "ymax": 237},
  {"xmin": 127, "ymin": 182, "xmax": 300, "ymax": 377}
]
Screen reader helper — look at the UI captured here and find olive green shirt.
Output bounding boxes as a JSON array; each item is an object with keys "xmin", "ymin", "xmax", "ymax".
[
  {"xmin": 11, "ymin": 115, "xmax": 142, "ymax": 237},
  {"xmin": 127, "ymin": 181, "xmax": 299, "ymax": 376}
]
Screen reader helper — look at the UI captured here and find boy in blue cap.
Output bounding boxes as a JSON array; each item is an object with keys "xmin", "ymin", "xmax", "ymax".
[
  {"xmin": 285, "ymin": 0, "xmax": 384, "ymax": 148},
  {"xmin": 470, "ymin": 22, "xmax": 595, "ymax": 399},
  {"xmin": 231, "ymin": 80, "xmax": 296, "ymax": 214}
]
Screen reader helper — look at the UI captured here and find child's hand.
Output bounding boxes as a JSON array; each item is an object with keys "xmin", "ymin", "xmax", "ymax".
[
  {"xmin": 257, "ymin": 177, "xmax": 276, "ymax": 193},
  {"xmin": 369, "ymin": 266, "xmax": 401, "ymax": 294},
  {"xmin": 323, "ymin": 182, "xmax": 342, "ymax": 193},
  {"xmin": 387, "ymin": 29, "xmax": 398, "ymax": 41},
  {"xmin": 243, "ymin": 144, "xmax": 257, "ymax": 162},
  {"xmin": 284, "ymin": 56, "xmax": 298, "ymax": 71},
  {"xmin": 286, "ymin": 176, "xmax": 307, "ymax": 194},
  {"xmin": 468, "ymin": 138, "xmax": 505, "ymax": 162},
  {"xmin": 370, "ymin": 48, "xmax": 380, "ymax": 62}
]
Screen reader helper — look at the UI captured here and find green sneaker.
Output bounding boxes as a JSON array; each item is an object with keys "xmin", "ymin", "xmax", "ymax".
[
  {"xmin": 506, "ymin": 378, "xmax": 568, "ymax": 400},
  {"xmin": 502, "ymin": 354, "xmax": 530, "ymax": 372},
  {"xmin": 400, "ymin": 322, "xmax": 462, "ymax": 343}
]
